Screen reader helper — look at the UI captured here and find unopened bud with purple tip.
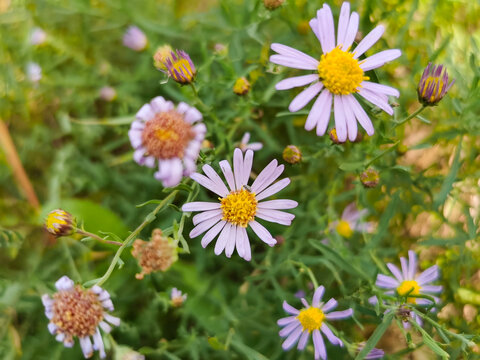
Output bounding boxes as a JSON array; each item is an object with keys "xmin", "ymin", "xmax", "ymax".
[
  {"xmin": 163, "ymin": 50, "xmax": 196, "ymax": 85},
  {"xmin": 417, "ymin": 63, "xmax": 455, "ymax": 106}
]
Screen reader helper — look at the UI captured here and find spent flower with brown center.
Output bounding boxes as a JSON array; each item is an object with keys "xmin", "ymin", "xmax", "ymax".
[
  {"xmin": 282, "ymin": 145, "xmax": 302, "ymax": 164},
  {"xmin": 131, "ymin": 229, "xmax": 178, "ymax": 279},
  {"xmin": 233, "ymin": 77, "xmax": 251, "ymax": 95}
]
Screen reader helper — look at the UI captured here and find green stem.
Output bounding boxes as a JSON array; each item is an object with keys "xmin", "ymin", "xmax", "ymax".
[
  {"xmin": 94, "ymin": 190, "xmax": 178, "ymax": 287},
  {"xmin": 189, "ymin": 83, "xmax": 221, "ymax": 125},
  {"xmin": 61, "ymin": 240, "xmax": 82, "ymax": 282},
  {"xmin": 394, "ymin": 105, "xmax": 426, "ymax": 128},
  {"xmin": 77, "ymin": 229, "xmax": 122, "ymax": 246}
]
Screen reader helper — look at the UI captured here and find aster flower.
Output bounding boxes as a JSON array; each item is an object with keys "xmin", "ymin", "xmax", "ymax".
[
  {"xmin": 26, "ymin": 62, "xmax": 42, "ymax": 83},
  {"xmin": 417, "ymin": 63, "xmax": 455, "ymax": 106},
  {"xmin": 270, "ymin": 2, "xmax": 401, "ymax": 142},
  {"xmin": 30, "ymin": 27, "xmax": 47, "ymax": 45},
  {"xmin": 330, "ymin": 202, "xmax": 374, "ymax": 238},
  {"xmin": 239, "ymin": 132, "xmax": 263, "ymax": 152},
  {"xmin": 162, "ymin": 50, "xmax": 196, "ymax": 85},
  {"xmin": 123, "ymin": 26, "xmax": 147, "ymax": 51},
  {"xmin": 171, "ymin": 288, "xmax": 187, "ymax": 307},
  {"xmin": 42, "ymin": 276, "xmax": 120, "ymax": 358},
  {"xmin": 182, "ymin": 148, "xmax": 297, "ymax": 261},
  {"xmin": 128, "ymin": 96, "xmax": 206, "ymax": 187},
  {"xmin": 373, "ymin": 250, "xmax": 442, "ymax": 326},
  {"xmin": 278, "ymin": 285, "xmax": 353, "ymax": 360},
  {"xmin": 45, "ymin": 209, "xmax": 76, "ymax": 236}
]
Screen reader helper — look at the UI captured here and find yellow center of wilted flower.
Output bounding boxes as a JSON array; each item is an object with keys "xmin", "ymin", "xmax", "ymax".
[
  {"xmin": 220, "ymin": 189, "xmax": 257, "ymax": 227},
  {"xmin": 142, "ymin": 110, "xmax": 194, "ymax": 159},
  {"xmin": 317, "ymin": 47, "xmax": 368, "ymax": 95},
  {"xmin": 336, "ymin": 220, "xmax": 353, "ymax": 238},
  {"xmin": 297, "ymin": 307, "xmax": 325, "ymax": 332},
  {"xmin": 52, "ymin": 286, "xmax": 104, "ymax": 338},
  {"xmin": 171, "ymin": 58, "xmax": 194, "ymax": 82},
  {"xmin": 46, "ymin": 210, "xmax": 68, "ymax": 233},
  {"xmin": 421, "ymin": 76, "xmax": 444, "ymax": 103},
  {"xmin": 397, "ymin": 280, "xmax": 421, "ymax": 304}
]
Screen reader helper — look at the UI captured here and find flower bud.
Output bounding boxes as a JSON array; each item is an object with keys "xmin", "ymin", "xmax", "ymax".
[
  {"xmin": 329, "ymin": 128, "xmax": 343, "ymax": 144},
  {"xmin": 233, "ymin": 77, "xmax": 250, "ymax": 96},
  {"xmin": 30, "ymin": 27, "xmax": 47, "ymax": 46},
  {"xmin": 123, "ymin": 26, "xmax": 148, "ymax": 52},
  {"xmin": 99, "ymin": 86, "xmax": 117, "ymax": 102},
  {"xmin": 417, "ymin": 63, "xmax": 455, "ymax": 106},
  {"xmin": 153, "ymin": 44, "xmax": 173, "ymax": 70},
  {"xmin": 45, "ymin": 209, "xmax": 76, "ymax": 236},
  {"xmin": 163, "ymin": 50, "xmax": 196, "ymax": 85},
  {"xmin": 360, "ymin": 168, "xmax": 379, "ymax": 188},
  {"xmin": 263, "ymin": 0, "xmax": 284, "ymax": 10},
  {"xmin": 171, "ymin": 288, "xmax": 187, "ymax": 307},
  {"xmin": 282, "ymin": 145, "xmax": 302, "ymax": 164}
]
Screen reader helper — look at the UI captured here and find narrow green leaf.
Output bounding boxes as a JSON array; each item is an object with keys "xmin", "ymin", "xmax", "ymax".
[
  {"xmin": 433, "ymin": 139, "xmax": 462, "ymax": 209},
  {"xmin": 355, "ymin": 311, "xmax": 395, "ymax": 360}
]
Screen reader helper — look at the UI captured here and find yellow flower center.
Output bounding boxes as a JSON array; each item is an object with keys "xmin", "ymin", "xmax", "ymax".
[
  {"xmin": 336, "ymin": 220, "xmax": 353, "ymax": 238},
  {"xmin": 421, "ymin": 76, "xmax": 444, "ymax": 103},
  {"xmin": 397, "ymin": 280, "xmax": 422, "ymax": 304},
  {"xmin": 171, "ymin": 58, "xmax": 194, "ymax": 83},
  {"xmin": 220, "ymin": 189, "xmax": 257, "ymax": 227},
  {"xmin": 297, "ymin": 307, "xmax": 325, "ymax": 332},
  {"xmin": 46, "ymin": 210, "xmax": 68, "ymax": 233},
  {"xmin": 317, "ymin": 47, "xmax": 368, "ymax": 95}
]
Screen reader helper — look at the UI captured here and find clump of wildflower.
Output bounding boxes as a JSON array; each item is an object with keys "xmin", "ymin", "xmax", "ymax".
[
  {"xmin": 26, "ymin": 62, "xmax": 42, "ymax": 83},
  {"xmin": 278, "ymin": 285, "xmax": 353, "ymax": 359},
  {"xmin": 417, "ymin": 63, "xmax": 455, "ymax": 106},
  {"xmin": 264, "ymin": 0, "xmax": 285, "ymax": 10},
  {"xmin": 171, "ymin": 288, "xmax": 187, "ymax": 307},
  {"xmin": 99, "ymin": 86, "xmax": 117, "ymax": 102},
  {"xmin": 233, "ymin": 77, "xmax": 251, "ymax": 95},
  {"xmin": 30, "ymin": 27, "xmax": 47, "ymax": 45},
  {"xmin": 42, "ymin": 276, "xmax": 120, "ymax": 358},
  {"xmin": 330, "ymin": 203, "xmax": 374, "ymax": 238},
  {"xmin": 45, "ymin": 209, "xmax": 76, "ymax": 236},
  {"xmin": 131, "ymin": 229, "xmax": 178, "ymax": 280},
  {"xmin": 239, "ymin": 132, "xmax": 263, "ymax": 152},
  {"xmin": 123, "ymin": 26, "xmax": 147, "ymax": 51},
  {"xmin": 163, "ymin": 50, "xmax": 196, "ymax": 85},
  {"xmin": 153, "ymin": 44, "xmax": 173, "ymax": 70},
  {"xmin": 270, "ymin": 2, "xmax": 401, "ymax": 142},
  {"xmin": 182, "ymin": 148, "xmax": 297, "ymax": 261},
  {"xmin": 283, "ymin": 145, "xmax": 302, "ymax": 164},
  {"xmin": 128, "ymin": 96, "xmax": 206, "ymax": 187},
  {"xmin": 373, "ymin": 250, "xmax": 442, "ymax": 327},
  {"xmin": 360, "ymin": 168, "xmax": 379, "ymax": 188}
]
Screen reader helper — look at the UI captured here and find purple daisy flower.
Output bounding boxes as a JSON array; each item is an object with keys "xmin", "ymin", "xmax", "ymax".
[
  {"xmin": 42, "ymin": 276, "xmax": 120, "ymax": 358},
  {"xmin": 330, "ymin": 202, "xmax": 375, "ymax": 238},
  {"xmin": 270, "ymin": 2, "xmax": 401, "ymax": 142},
  {"xmin": 123, "ymin": 26, "xmax": 147, "ymax": 51},
  {"xmin": 278, "ymin": 286, "xmax": 353, "ymax": 360},
  {"xmin": 129, "ymin": 96, "xmax": 206, "ymax": 187},
  {"xmin": 182, "ymin": 148, "xmax": 297, "ymax": 261}
]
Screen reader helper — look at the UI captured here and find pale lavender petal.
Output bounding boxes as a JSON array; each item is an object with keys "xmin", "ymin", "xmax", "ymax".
[
  {"xmin": 271, "ymin": 43, "xmax": 319, "ymax": 68},
  {"xmin": 225, "ymin": 225, "xmax": 237, "ymax": 258},
  {"xmin": 255, "ymin": 209, "xmax": 294, "ymax": 226},
  {"xmin": 316, "ymin": 91, "xmax": 333, "ymax": 136},
  {"xmin": 312, "ymin": 286, "xmax": 325, "ymax": 307},
  {"xmin": 309, "ymin": 18, "xmax": 321, "ymax": 45},
  {"xmin": 241, "ymin": 132, "xmax": 250, "ymax": 144},
  {"xmin": 202, "ymin": 164, "xmax": 230, "ymax": 196},
  {"xmin": 214, "ymin": 222, "xmax": 232, "ymax": 255},
  {"xmin": 305, "ymin": 87, "xmax": 329, "ymax": 131},
  {"xmin": 242, "ymin": 149, "xmax": 254, "ymax": 186},
  {"xmin": 99, "ymin": 321, "xmax": 112, "ymax": 333},
  {"xmin": 407, "ymin": 250, "xmax": 417, "ymax": 280},
  {"xmin": 283, "ymin": 300, "xmax": 299, "ymax": 315},
  {"xmin": 315, "ymin": 10, "xmax": 327, "ymax": 53},
  {"xmin": 219, "ymin": 160, "xmax": 236, "ymax": 192},
  {"xmin": 55, "ymin": 276, "xmax": 74, "ymax": 291},
  {"xmin": 321, "ymin": 323, "xmax": 343, "ymax": 346},
  {"xmin": 246, "ymin": 143, "xmax": 263, "ymax": 151},
  {"xmin": 341, "ymin": 94, "xmax": 358, "ymax": 141},
  {"xmin": 136, "ymin": 103, "xmax": 154, "ymax": 122},
  {"xmin": 360, "ymin": 49, "xmax": 402, "ymax": 71},
  {"xmin": 235, "ymin": 226, "xmax": 246, "ymax": 258},
  {"xmin": 400, "ymin": 256, "xmax": 409, "ymax": 279},
  {"xmin": 92, "ymin": 329, "xmax": 105, "ymax": 358},
  {"xmin": 313, "ymin": 329, "xmax": 327, "ymax": 360},
  {"xmin": 251, "ymin": 159, "xmax": 278, "ymax": 193},
  {"xmin": 253, "ymin": 164, "xmax": 285, "ymax": 194},
  {"xmin": 421, "ymin": 285, "xmax": 443, "ymax": 293},
  {"xmin": 182, "ymin": 201, "xmax": 221, "ymax": 212},
  {"xmin": 322, "ymin": 298, "xmax": 338, "ymax": 313},
  {"xmin": 161, "ymin": 158, "xmax": 183, "ymax": 187},
  {"xmin": 249, "ymin": 220, "xmax": 277, "ymax": 246},
  {"xmin": 288, "ymin": 82, "xmax": 323, "ymax": 112},
  {"xmin": 48, "ymin": 323, "xmax": 57, "ymax": 334},
  {"xmin": 256, "ymin": 178, "xmax": 291, "ymax": 201},
  {"xmin": 275, "ymin": 74, "xmax": 319, "ymax": 91},
  {"xmin": 321, "ymin": 4, "xmax": 335, "ymax": 52},
  {"xmin": 301, "ymin": 298, "xmax": 310, "ymax": 308},
  {"xmin": 201, "ymin": 220, "xmax": 226, "ymax": 248},
  {"xmin": 341, "ymin": 202, "xmax": 358, "ymax": 221},
  {"xmin": 189, "ymin": 215, "xmax": 222, "ymax": 238},
  {"xmin": 361, "ymin": 81, "xmax": 400, "ymax": 97},
  {"xmin": 358, "ymin": 88, "xmax": 394, "ymax": 115},
  {"xmin": 297, "ymin": 331, "xmax": 310, "ymax": 350},
  {"xmin": 387, "ymin": 263, "xmax": 404, "ymax": 282},
  {"xmin": 345, "ymin": 95, "xmax": 374, "ymax": 135},
  {"xmin": 191, "ymin": 172, "xmax": 227, "ymax": 197},
  {"xmin": 185, "ymin": 107, "xmax": 202, "ymax": 123},
  {"xmin": 150, "ymin": 96, "xmax": 168, "ymax": 113},
  {"xmin": 233, "ymin": 148, "xmax": 244, "ymax": 190},
  {"xmin": 79, "ymin": 337, "xmax": 93, "ymax": 358},
  {"xmin": 279, "ymin": 320, "xmax": 300, "ymax": 337},
  {"xmin": 270, "ymin": 54, "xmax": 318, "ymax": 70},
  {"xmin": 278, "ymin": 316, "xmax": 297, "ymax": 326},
  {"xmin": 376, "ymin": 274, "xmax": 399, "ymax": 288},
  {"xmin": 334, "ymin": 95, "xmax": 347, "ymax": 142},
  {"xmin": 242, "ymin": 231, "xmax": 251, "ymax": 261},
  {"xmin": 192, "ymin": 209, "xmax": 223, "ymax": 226},
  {"xmin": 257, "ymin": 199, "xmax": 298, "ymax": 210},
  {"xmin": 130, "ymin": 120, "xmax": 145, "ymax": 130},
  {"xmin": 342, "ymin": 12, "xmax": 359, "ymax": 51},
  {"xmin": 336, "ymin": 2, "xmax": 350, "ymax": 47},
  {"xmin": 282, "ymin": 325, "xmax": 303, "ymax": 350},
  {"xmin": 128, "ymin": 128, "xmax": 143, "ymax": 148},
  {"xmin": 416, "ymin": 265, "xmax": 439, "ymax": 285},
  {"xmin": 326, "ymin": 308, "xmax": 353, "ymax": 320},
  {"xmin": 353, "ymin": 25, "xmax": 385, "ymax": 58}
]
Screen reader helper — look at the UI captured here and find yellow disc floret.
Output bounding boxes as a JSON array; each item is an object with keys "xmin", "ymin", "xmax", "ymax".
[
  {"xmin": 317, "ymin": 47, "xmax": 368, "ymax": 95},
  {"xmin": 297, "ymin": 307, "xmax": 325, "ymax": 332},
  {"xmin": 336, "ymin": 220, "xmax": 353, "ymax": 238},
  {"xmin": 397, "ymin": 280, "xmax": 421, "ymax": 304},
  {"xmin": 220, "ymin": 189, "xmax": 258, "ymax": 227}
]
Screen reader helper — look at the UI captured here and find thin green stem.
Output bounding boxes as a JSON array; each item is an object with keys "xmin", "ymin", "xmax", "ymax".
[
  {"xmin": 94, "ymin": 190, "xmax": 178, "ymax": 287},
  {"xmin": 61, "ymin": 240, "xmax": 82, "ymax": 282},
  {"xmin": 77, "ymin": 229, "xmax": 122, "ymax": 246},
  {"xmin": 393, "ymin": 105, "xmax": 426, "ymax": 128},
  {"xmin": 189, "ymin": 82, "xmax": 221, "ymax": 125}
]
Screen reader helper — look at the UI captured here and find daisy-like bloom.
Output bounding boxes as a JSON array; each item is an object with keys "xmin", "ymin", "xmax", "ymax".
[
  {"xmin": 128, "ymin": 96, "xmax": 206, "ymax": 187},
  {"xmin": 239, "ymin": 132, "xmax": 263, "ymax": 152},
  {"xmin": 417, "ymin": 63, "xmax": 455, "ymax": 106},
  {"xmin": 45, "ymin": 209, "xmax": 76, "ymax": 236},
  {"xmin": 278, "ymin": 285, "xmax": 353, "ymax": 360},
  {"xmin": 99, "ymin": 86, "xmax": 117, "ymax": 102},
  {"xmin": 374, "ymin": 250, "xmax": 442, "ymax": 326},
  {"xmin": 26, "ymin": 62, "xmax": 42, "ymax": 83},
  {"xmin": 330, "ymin": 202, "xmax": 374, "ymax": 238},
  {"xmin": 123, "ymin": 26, "xmax": 147, "ymax": 51},
  {"xmin": 171, "ymin": 288, "xmax": 187, "ymax": 307},
  {"xmin": 42, "ymin": 276, "xmax": 120, "ymax": 358},
  {"xmin": 30, "ymin": 27, "xmax": 47, "ymax": 45},
  {"xmin": 270, "ymin": 2, "xmax": 401, "ymax": 142},
  {"xmin": 162, "ymin": 50, "xmax": 196, "ymax": 85},
  {"xmin": 182, "ymin": 148, "xmax": 297, "ymax": 261}
]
